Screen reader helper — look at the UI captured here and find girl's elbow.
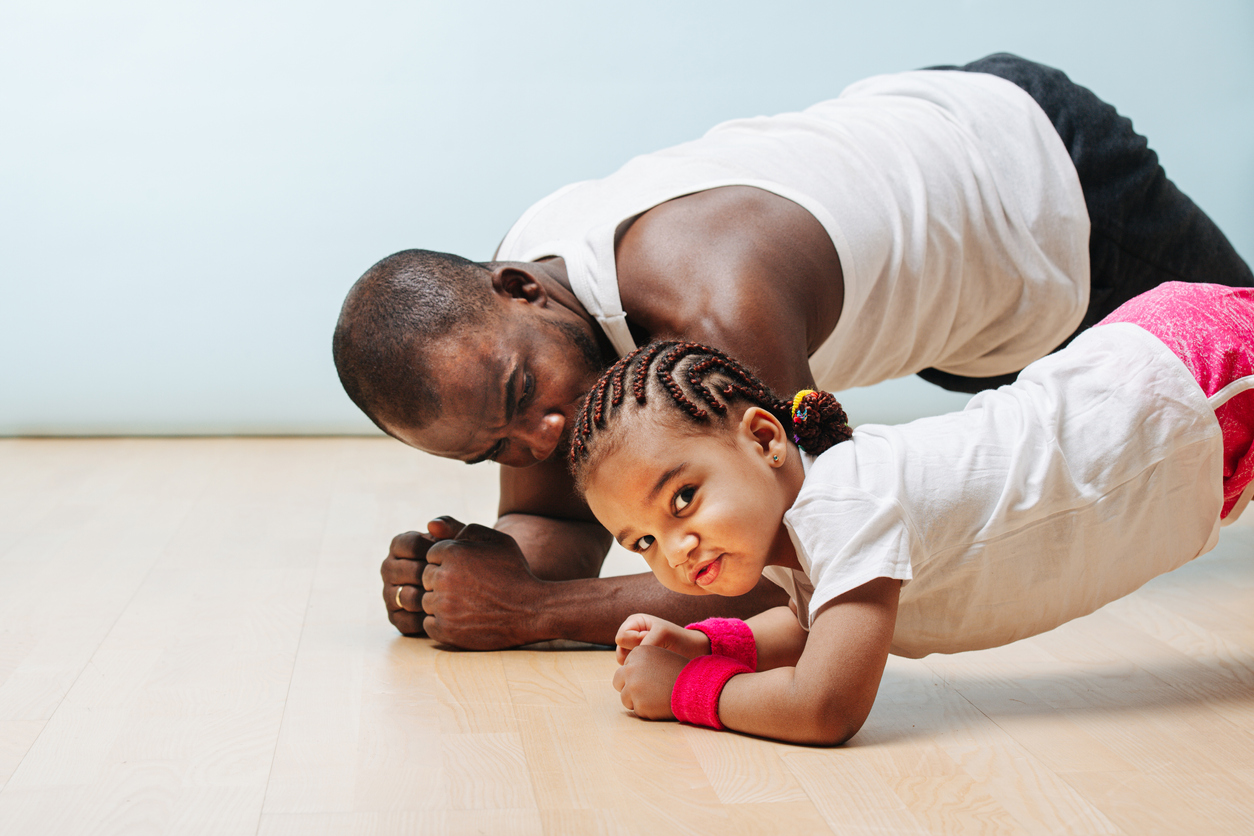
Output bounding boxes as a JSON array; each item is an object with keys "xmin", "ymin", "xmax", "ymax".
[
  {"xmin": 793, "ymin": 699, "xmax": 870, "ymax": 746},
  {"xmin": 831, "ymin": 713, "xmax": 869, "ymax": 745},
  {"xmin": 806, "ymin": 714, "xmax": 865, "ymax": 747}
]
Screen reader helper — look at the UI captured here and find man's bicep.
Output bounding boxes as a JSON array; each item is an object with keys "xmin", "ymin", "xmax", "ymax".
[
  {"xmin": 695, "ymin": 314, "xmax": 818, "ymax": 395},
  {"xmin": 496, "ymin": 458, "xmax": 612, "ymax": 580},
  {"xmin": 497, "ymin": 455, "xmax": 598, "ymax": 523}
]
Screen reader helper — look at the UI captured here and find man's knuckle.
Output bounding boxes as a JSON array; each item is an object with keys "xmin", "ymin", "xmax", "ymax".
[
  {"xmin": 390, "ymin": 531, "xmax": 418, "ymax": 553},
  {"xmin": 460, "ymin": 523, "xmax": 495, "ymax": 541}
]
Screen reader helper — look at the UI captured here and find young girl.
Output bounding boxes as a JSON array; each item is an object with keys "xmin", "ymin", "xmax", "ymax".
[{"xmin": 567, "ymin": 282, "xmax": 1254, "ymax": 746}]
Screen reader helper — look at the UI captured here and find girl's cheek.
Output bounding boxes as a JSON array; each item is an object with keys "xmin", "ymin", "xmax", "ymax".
[{"xmin": 642, "ymin": 555, "xmax": 668, "ymax": 580}]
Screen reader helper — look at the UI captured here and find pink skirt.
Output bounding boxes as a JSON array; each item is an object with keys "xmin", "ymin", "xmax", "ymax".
[{"xmin": 1099, "ymin": 282, "xmax": 1254, "ymax": 520}]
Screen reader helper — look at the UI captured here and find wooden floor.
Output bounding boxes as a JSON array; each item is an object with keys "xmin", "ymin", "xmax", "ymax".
[{"xmin": 1, "ymin": 437, "xmax": 1252, "ymax": 835}]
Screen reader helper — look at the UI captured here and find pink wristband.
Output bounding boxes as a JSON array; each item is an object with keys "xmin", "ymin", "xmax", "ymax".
[
  {"xmin": 685, "ymin": 617, "xmax": 757, "ymax": 670},
  {"xmin": 670, "ymin": 655, "xmax": 752, "ymax": 730}
]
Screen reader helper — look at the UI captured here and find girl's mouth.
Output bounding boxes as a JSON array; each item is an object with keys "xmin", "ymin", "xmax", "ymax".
[{"xmin": 694, "ymin": 556, "xmax": 722, "ymax": 587}]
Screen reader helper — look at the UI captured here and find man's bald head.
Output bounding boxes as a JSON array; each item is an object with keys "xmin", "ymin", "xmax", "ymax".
[{"xmin": 333, "ymin": 249, "xmax": 494, "ymax": 435}]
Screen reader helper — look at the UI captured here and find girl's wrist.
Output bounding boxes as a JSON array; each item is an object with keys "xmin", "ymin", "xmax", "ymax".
[
  {"xmin": 671, "ymin": 655, "xmax": 752, "ymax": 730},
  {"xmin": 682, "ymin": 627, "xmax": 712, "ymax": 659}
]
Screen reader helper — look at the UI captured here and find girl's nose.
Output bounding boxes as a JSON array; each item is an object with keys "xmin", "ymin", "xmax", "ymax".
[{"xmin": 664, "ymin": 532, "xmax": 698, "ymax": 568}]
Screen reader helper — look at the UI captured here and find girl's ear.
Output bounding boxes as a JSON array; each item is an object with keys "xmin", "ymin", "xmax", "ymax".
[{"xmin": 739, "ymin": 407, "xmax": 789, "ymax": 467}]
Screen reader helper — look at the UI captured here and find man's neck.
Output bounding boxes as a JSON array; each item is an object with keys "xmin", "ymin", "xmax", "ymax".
[{"xmin": 533, "ymin": 257, "xmax": 620, "ymax": 363}]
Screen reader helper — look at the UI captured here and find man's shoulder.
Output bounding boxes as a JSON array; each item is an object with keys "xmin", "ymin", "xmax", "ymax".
[
  {"xmin": 615, "ymin": 185, "xmax": 843, "ymax": 355},
  {"xmin": 616, "ymin": 189, "xmax": 755, "ymax": 275},
  {"xmin": 619, "ymin": 186, "xmax": 784, "ymax": 253}
]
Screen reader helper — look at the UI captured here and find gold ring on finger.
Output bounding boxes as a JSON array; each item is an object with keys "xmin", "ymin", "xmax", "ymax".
[{"xmin": 395, "ymin": 585, "xmax": 404, "ymax": 610}]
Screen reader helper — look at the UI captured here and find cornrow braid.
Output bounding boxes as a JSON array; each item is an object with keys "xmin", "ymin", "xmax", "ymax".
[{"xmin": 568, "ymin": 340, "xmax": 854, "ymax": 484}]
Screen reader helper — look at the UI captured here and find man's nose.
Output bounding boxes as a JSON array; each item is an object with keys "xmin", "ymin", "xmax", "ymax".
[{"xmin": 518, "ymin": 412, "xmax": 565, "ymax": 463}]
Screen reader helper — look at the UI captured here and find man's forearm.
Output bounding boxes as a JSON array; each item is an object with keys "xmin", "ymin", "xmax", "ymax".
[
  {"xmin": 495, "ymin": 511, "xmax": 788, "ymax": 645},
  {"xmin": 529, "ymin": 572, "xmax": 789, "ymax": 647},
  {"xmin": 418, "ymin": 511, "xmax": 788, "ymax": 649}
]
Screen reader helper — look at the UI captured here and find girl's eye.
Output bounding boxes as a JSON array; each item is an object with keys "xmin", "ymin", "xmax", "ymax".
[
  {"xmin": 632, "ymin": 534, "xmax": 655, "ymax": 552},
  {"xmin": 674, "ymin": 486, "xmax": 696, "ymax": 512}
]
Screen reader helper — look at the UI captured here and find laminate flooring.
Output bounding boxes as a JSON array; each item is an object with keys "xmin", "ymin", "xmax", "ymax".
[{"xmin": 1, "ymin": 437, "xmax": 1251, "ymax": 835}]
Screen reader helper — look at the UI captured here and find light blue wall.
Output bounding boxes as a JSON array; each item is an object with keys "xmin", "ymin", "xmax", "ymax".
[{"xmin": 2, "ymin": 0, "xmax": 1251, "ymax": 434}]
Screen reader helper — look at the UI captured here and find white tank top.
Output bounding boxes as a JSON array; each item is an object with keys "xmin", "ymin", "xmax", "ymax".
[{"xmin": 495, "ymin": 69, "xmax": 1090, "ymax": 390}]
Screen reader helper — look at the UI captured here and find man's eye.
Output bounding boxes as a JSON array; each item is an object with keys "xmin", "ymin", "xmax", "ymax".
[
  {"xmin": 633, "ymin": 534, "xmax": 655, "ymax": 552},
  {"xmin": 674, "ymin": 486, "xmax": 696, "ymax": 512},
  {"xmin": 519, "ymin": 372, "xmax": 534, "ymax": 408}
]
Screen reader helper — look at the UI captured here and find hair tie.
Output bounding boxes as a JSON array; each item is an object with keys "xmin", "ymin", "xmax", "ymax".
[
  {"xmin": 789, "ymin": 389, "xmax": 853, "ymax": 456},
  {"xmin": 791, "ymin": 390, "xmax": 816, "ymax": 420}
]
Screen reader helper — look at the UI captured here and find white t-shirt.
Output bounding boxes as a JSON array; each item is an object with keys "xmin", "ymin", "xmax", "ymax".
[
  {"xmin": 763, "ymin": 323, "xmax": 1225, "ymax": 658},
  {"xmin": 496, "ymin": 69, "xmax": 1090, "ymax": 390}
]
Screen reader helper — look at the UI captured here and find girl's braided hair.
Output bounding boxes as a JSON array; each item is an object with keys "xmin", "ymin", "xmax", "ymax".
[{"xmin": 568, "ymin": 340, "xmax": 852, "ymax": 488}]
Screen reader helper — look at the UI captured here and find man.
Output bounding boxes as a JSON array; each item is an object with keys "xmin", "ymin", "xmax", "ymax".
[{"xmin": 333, "ymin": 54, "xmax": 1252, "ymax": 650}]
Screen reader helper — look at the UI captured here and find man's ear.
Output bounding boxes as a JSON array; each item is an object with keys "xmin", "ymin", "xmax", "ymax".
[
  {"xmin": 489, "ymin": 263, "xmax": 549, "ymax": 305},
  {"xmin": 739, "ymin": 406, "xmax": 789, "ymax": 466}
]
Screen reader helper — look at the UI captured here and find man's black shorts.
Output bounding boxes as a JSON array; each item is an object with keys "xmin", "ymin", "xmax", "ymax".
[{"xmin": 919, "ymin": 53, "xmax": 1253, "ymax": 394}]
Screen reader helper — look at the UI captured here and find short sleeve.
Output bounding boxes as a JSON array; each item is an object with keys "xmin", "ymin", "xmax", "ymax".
[{"xmin": 784, "ymin": 488, "xmax": 919, "ymax": 623}]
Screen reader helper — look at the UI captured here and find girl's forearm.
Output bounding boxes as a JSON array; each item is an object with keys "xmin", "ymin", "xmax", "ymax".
[
  {"xmin": 713, "ymin": 578, "xmax": 901, "ymax": 744},
  {"xmin": 744, "ymin": 605, "xmax": 809, "ymax": 669},
  {"xmin": 716, "ymin": 666, "xmax": 869, "ymax": 745}
]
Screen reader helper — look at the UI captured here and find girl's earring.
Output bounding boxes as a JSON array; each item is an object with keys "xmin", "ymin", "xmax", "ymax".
[{"xmin": 772, "ymin": 454, "xmax": 779, "ymax": 462}]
